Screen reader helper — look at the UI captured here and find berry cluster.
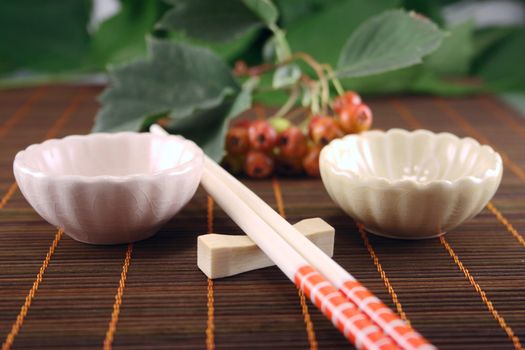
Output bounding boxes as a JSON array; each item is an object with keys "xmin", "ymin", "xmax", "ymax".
[{"xmin": 223, "ymin": 91, "xmax": 372, "ymax": 178}]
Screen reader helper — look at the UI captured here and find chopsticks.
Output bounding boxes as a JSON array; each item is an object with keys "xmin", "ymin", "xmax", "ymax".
[
  {"xmin": 203, "ymin": 158, "xmax": 435, "ymax": 350},
  {"xmin": 150, "ymin": 125, "xmax": 435, "ymax": 350},
  {"xmin": 201, "ymin": 167, "xmax": 399, "ymax": 350}
]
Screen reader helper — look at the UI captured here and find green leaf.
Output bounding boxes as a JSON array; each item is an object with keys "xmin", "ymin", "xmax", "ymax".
[
  {"xmin": 337, "ymin": 10, "xmax": 446, "ymax": 78},
  {"xmin": 243, "ymin": 0, "xmax": 278, "ymax": 26},
  {"xmin": 343, "ymin": 66, "xmax": 422, "ymax": 93},
  {"xmin": 400, "ymin": 0, "xmax": 445, "ymax": 25},
  {"xmin": 0, "ymin": 72, "xmax": 95, "ymax": 89},
  {"xmin": 473, "ymin": 27, "xmax": 515, "ymax": 58},
  {"xmin": 479, "ymin": 28, "xmax": 525, "ymax": 92},
  {"xmin": 272, "ymin": 64, "xmax": 301, "ymax": 88},
  {"xmin": 262, "ymin": 36, "xmax": 278, "ymax": 62},
  {"xmin": 90, "ymin": 0, "xmax": 161, "ymax": 67},
  {"xmin": 93, "ymin": 37, "xmax": 240, "ymax": 133},
  {"xmin": 167, "ymin": 28, "xmax": 260, "ymax": 63},
  {"xmin": 168, "ymin": 78, "xmax": 258, "ymax": 162},
  {"xmin": 227, "ymin": 78, "xmax": 259, "ymax": 118},
  {"xmin": 286, "ymin": 0, "xmax": 398, "ymax": 68},
  {"xmin": 253, "ymin": 72, "xmax": 290, "ymax": 106},
  {"xmin": 0, "ymin": 0, "xmax": 91, "ymax": 73},
  {"xmin": 253, "ymin": 89, "xmax": 290, "ymax": 106},
  {"xmin": 275, "ymin": 0, "xmax": 328, "ymax": 26},
  {"xmin": 156, "ymin": 0, "xmax": 263, "ymax": 42},
  {"xmin": 343, "ymin": 65, "xmax": 481, "ymax": 96},
  {"xmin": 424, "ymin": 21, "xmax": 474, "ymax": 75},
  {"xmin": 263, "ymin": 31, "xmax": 292, "ymax": 62},
  {"xmin": 408, "ymin": 71, "xmax": 483, "ymax": 95}
]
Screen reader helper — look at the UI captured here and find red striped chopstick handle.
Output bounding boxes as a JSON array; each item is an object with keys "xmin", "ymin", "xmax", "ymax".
[
  {"xmin": 295, "ymin": 266, "xmax": 400, "ymax": 350},
  {"xmin": 340, "ymin": 281, "xmax": 435, "ymax": 350}
]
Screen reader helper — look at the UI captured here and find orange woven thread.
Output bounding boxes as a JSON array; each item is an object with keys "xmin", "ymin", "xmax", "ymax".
[
  {"xmin": 272, "ymin": 178, "xmax": 318, "ymax": 350},
  {"xmin": 45, "ymin": 91, "xmax": 86, "ymax": 140},
  {"xmin": 206, "ymin": 278, "xmax": 215, "ymax": 350},
  {"xmin": 396, "ymin": 98, "xmax": 524, "ymax": 349},
  {"xmin": 357, "ymin": 223, "xmax": 411, "ymax": 326},
  {"xmin": 103, "ymin": 243, "xmax": 133, "ymax": 350},
  {"xmin": 1, "ymin": 90, "xmax": 87, "ymax": 349},
  {"xmin": 480, "ymin": 97, "xmax": 525, "ymax": 140},
  {"xmin": 487, "ymin": 202, "xmax": 525, "ymax": 249},
  {"xmin": 395, "ymin": 99, "xmax": 525, "ymax": 247},
  {"xmin": 435, "ymin": 98, "xmax": 525, "ymax": 182},
  {"xmin": 0, "ymin": 88, "xmax": 53, "ymax": 210},
  {"xmin": 439, "ymin": 236, "xmax": 523, "ymax": 350},
  {"xmin": 0, "ymin": 89, "xmax": 86, "ymax": 211},
  {"xmin": 435, "ymin": 98, "xmax": 525, "ymax": 245},
  {"xmin": 272, "ymin": 177, "xmax": 287, "ymax": 218},
  {"xmin": 295, "ymin": 288, "xmax": 317, "ymax": 350},
  {"xmin": 0, "ymin": 183, "xmax": 18, "ymax": 210},
  {"xmin": 206, "ymin": 196, "xmax": 215, "ymax": 350},
  {"xmin": 0, "ymin": 87, "xmax": 46, "ymax": 138},
  {"xmin": 390, "ymin": 99, "xmax": 422, "ymax": 129},
  {"xmin": 2, "ymin": 229, "xmax": 64, "ymax": 350}
]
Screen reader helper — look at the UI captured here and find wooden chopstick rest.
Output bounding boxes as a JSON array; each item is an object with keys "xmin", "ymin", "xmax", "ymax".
[{"xmin": 198, "ymin": 218, "xmax": 334, "ymax": 279}]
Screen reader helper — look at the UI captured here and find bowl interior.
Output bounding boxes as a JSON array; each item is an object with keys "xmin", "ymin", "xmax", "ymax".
[
  {"xmin": 325, "ymin": 129, "xmax": 500, "ymax": 183},
  {"xmin": 20, "ymin": 133, "xmax": 199, "ymax": 177}
]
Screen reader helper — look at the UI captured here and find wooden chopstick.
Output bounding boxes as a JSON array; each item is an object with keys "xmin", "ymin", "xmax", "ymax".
[
  {"xmin": 200, "ymin": 167, "xmax": 399, "ymax": 350},
  {"xmin": 203, "ymin": 158, "xmax": 435, "ymax": 350},
  {"xmin": 149, "ymin": 124, "xmax": 433, "ymax": 349}
]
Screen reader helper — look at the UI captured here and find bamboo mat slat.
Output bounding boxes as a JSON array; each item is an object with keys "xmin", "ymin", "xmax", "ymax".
[{"xmin": 0, "ymin": 86, "xmax": 524, "ymax": 350}]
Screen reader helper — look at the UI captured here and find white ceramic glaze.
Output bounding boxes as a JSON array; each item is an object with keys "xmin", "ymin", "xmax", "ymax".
[
  {"xmin": 320, "ymin": 129, "xmax": 503, "ymax": 239},
  {"xmin": 13, "ymin": 132, "xmax": 203, "ymax": 244}
]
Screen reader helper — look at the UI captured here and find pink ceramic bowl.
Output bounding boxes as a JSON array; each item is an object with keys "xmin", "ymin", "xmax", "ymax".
[{"xmin": 13, "ymin": 132, "xmax": 203, "ymax": 244}]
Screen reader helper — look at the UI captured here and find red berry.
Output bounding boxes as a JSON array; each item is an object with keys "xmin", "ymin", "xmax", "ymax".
[
  {"xmin": 309, "ymin": 116, "xmax": 344, "ymax": 145},
  {"xmin": 278, "ymin": 126, "xmax": 308, "ymax": 158},
  {"xmin": 225, "ymin": 127, "xmax": 249, "ymax": 155},
  {"xmin": 275, "ymin": 155, "xmax": 304, "ymax": 176},
  {"xmin": 302, "ymin": 145, "xmax": 322, "ymax": 177},
  {"xmin": 338, "ymin": 106, "xmax": 356, "ymax": 134},
  {"xmin": 337, "ymin": 103, "xmax": 373, "ymax": 134},
  {"xmin": 353, "ymin": 104, "xmax": 373, "ymax": 132},
  {"xmin": 248, "ymin": 120, "xmax": 277, "ymax": 151},
  {"xmin": 333, "ymin": 91, "xmax": 361, "ymax": 114},
  {"xmin": 244, "ymin": 151, "xmax": 274, "ymax": 179},
  {"xmin": 307, "ymin": 115, "xmax": 322, "ymax": 138}
]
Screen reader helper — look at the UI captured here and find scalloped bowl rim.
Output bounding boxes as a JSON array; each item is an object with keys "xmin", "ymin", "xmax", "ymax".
[
  {"xmin": 320, "ymin": 128, "xmax": 503, "ymax": 189},
  {"xmin": 13, "ymin": 132, "xmax": 204, "ymax": 183}
]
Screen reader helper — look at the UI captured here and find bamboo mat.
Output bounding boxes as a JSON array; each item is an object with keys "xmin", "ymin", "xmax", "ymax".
[{"xmin": 0, "ymin": 85, "xmax": 524, "ymax": 350}]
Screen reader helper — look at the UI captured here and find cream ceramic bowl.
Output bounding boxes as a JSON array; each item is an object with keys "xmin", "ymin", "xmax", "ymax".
[
  {"xmin": 320, "ymin": 129, "xmax": 502, "ymax": 239},
  {"xmin": 13, "ymin": 132, "xmax": 203, "ymax": 244}
]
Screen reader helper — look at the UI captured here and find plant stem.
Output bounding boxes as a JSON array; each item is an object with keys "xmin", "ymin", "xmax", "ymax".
[
  {"xmin": 290, "ymin": 52, "xmax": 330, "ymax": 113},
  {"xmin": 310, "ymin": 82, "xmax": 320, "ymax": 115},
  {"xmin": 285, "ymin": 106, "xmax": 308, "ymax": 124},
  {"xmin": 237, "ymin": 52, "xmax": 332, "ymax": 114},
  {"xmin": 270, "ymin": 83, "xmax": 300, "ymax": 120},
  {"xmin": 299, "ymin": 112, "xmax": 313, "ymax": 133},
  {"xmin": 322, "ymin": 64, "xmax": 345, "ymax": 96},
  {"xmin": 238, "ymin": 53, "xmax": 329, "ymax": 97},
  {"xmin": 269, "ymin": 24, "xmax": 292, "ymax": 61}
]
